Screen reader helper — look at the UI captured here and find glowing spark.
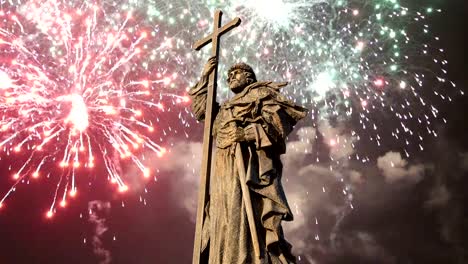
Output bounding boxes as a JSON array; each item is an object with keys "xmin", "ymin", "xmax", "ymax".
[
  {"xmin": 64, "ymin": 94, "xmax": 89, "ymax": 132},
  {"xmin": 311, "ymin": 71, "xmax": 336, "ymax": 99},
  {"xmin": 356, "ymin": 41, "xmax": 365, "ymax": 51},
  {"xmin": 374, "ymin": 79, "xmax": 385, "ymax": 87},
  {"xmin": 46, "ymin": 210, "xmax": 54, "ymax": 219},
  {"xmin": 0, "ymin": 70, "xmax": 12, "ymax": 89}
]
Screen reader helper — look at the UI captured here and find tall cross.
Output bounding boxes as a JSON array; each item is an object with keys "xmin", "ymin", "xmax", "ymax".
[{"xmin": 192, "ymin": 10, "xmax": 241, "ymax": 264}]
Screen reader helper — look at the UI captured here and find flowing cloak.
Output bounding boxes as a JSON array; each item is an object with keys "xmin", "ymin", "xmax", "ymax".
[{"xmin": 189, "ymin": 74, "xmax": 308, "ymax": 264}]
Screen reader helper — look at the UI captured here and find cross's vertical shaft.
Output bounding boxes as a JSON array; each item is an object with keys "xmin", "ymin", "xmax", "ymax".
[{"xmin": 192, "ymin": 10, "xmax": 241, "ymax": 264}]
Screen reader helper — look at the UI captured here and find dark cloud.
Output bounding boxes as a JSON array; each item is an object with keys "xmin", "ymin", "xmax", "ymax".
[
  {"xmin": 460, "ymin": 152, "xmax": 468, "ymax": 171},
  {"xmin": 280, "ymin": 120, "xmax": 467, "ymax": 263},
  {"xmin": 425, "ymin": 184, "xmax": 451, "ymax": 208}
]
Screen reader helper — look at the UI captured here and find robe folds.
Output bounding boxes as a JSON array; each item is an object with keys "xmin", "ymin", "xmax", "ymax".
[{"xmin": 189, "ymin": 75, "xmax": 308, "ymax": 264}]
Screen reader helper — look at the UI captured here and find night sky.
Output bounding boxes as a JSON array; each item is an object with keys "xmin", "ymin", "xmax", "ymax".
[{"xmin": 0, "ymin": 0, "xmax": 467, "ymax": 263}]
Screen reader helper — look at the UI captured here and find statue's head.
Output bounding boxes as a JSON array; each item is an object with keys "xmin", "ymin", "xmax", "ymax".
[{"xmin": 227, "ymin": 63, "xmax": 257, "ymax": 94}]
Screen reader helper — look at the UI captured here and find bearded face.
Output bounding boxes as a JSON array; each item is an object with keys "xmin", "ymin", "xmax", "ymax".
[{"xmin": 227, "ymin": 69, "xmax": 252, "ymax": 94}]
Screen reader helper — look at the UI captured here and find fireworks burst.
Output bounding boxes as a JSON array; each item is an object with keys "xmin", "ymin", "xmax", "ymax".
[
  {"xmin": 0, "ymin": 0, "xmax": 460, "ymax": 217},
  {"xmin": 133, "ymin": 0, "xmax": 459, "ymax": 161},
  {"xmin": 216, "ymin": 0, "xmax": 459, "ymax": 160},
  {"xmin": 0, "ymin": 0, "xmax": 190, "ymax": 216}
]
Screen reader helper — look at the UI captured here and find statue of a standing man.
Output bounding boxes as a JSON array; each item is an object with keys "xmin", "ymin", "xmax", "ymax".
[{"xmin": 189, "ymin": 57, "xmax": 308, "ymax": 264}]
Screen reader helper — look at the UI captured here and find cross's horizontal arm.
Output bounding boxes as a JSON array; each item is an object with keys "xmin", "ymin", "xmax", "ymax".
[{"xmin": 193, "ymin": 17, "xmax": 241, "ymax": 51}]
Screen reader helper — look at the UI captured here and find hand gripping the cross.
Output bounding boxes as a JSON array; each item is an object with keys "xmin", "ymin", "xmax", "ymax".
[{"xmin": 202, "ymin": 57, "xmax": 217, "ymax": 78}]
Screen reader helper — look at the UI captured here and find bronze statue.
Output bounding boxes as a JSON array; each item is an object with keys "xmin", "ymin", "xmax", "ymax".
[
  {"xmin": 190, "ymin": 10, "xmax": 307, "ymax": 264},
  {"xmin": 189, "ymin": 57, "xmax": 308, "ymax": 263}
]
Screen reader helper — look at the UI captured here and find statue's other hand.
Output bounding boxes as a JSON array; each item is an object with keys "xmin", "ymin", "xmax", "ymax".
[
  {"xmin": 227, "ymin": 126, "xmax": 245, "ymax": 143},
  {"xmin": 243, "ymin": 124, "xmax": 256, "ymax": 142},
  {"xmin": 202, "ymin": 56, "xmax": 217, "ymax": 77},
  {"xmin": 227, "ymin": 125, "xmax": 256, "ymax": 144}
]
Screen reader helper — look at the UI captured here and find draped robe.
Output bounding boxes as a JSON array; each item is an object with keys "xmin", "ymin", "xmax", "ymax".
[{"xmin": 189, "ymin": 74, "xmax": 308, "ymax": 264}]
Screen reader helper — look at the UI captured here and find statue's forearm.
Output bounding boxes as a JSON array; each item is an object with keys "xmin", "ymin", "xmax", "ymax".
[{"xmin": 189, "ymin": 74, "xmax": 219, "ymax": 121}]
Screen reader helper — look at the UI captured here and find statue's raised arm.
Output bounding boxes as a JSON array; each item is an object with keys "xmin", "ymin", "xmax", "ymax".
[{"xmin": 188, "ymin": 57, "xmax": 220, "ymax": 122}]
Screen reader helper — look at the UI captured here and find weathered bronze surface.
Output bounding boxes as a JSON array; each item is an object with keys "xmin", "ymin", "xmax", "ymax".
[{"xmin": 191, "ymin": 10, "xmax": 308, "ymax": 264}]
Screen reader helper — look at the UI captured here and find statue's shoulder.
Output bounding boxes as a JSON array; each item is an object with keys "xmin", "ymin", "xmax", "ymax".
[
  {"xmin": 250, "ymin": 81, "xmax": 288, "ymax": 98},
  {"xmin": 222, "ymin": 82, "xmax": 290, "ymax": 108}
]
